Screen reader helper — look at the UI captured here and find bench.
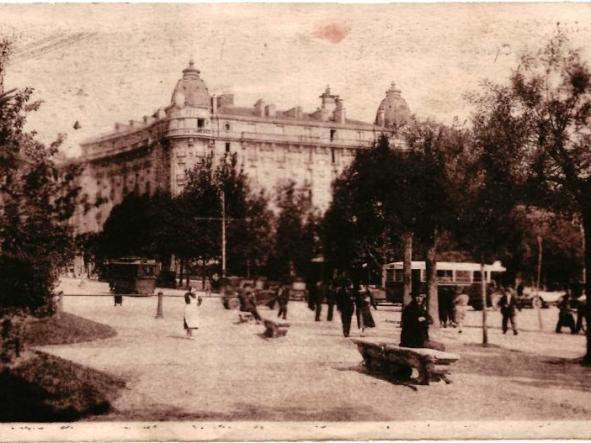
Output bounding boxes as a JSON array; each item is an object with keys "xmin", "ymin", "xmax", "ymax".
[
  {"xmin": 262, "ymin": 318, "xmax": 291, "ymax": 338},
  {"xmin": 351, "ymin": 338, "xmax": 459, "ymax": 385},
  {"xmin": 238, "ymin": 312, "xmax": 254, "ymax": 323}
]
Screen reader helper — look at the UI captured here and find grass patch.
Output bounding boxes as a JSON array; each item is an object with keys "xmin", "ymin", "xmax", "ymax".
[
  {"xmin": 0, "ymin": 351, "xmax": 125, "ymax": 422},
  {"xmin": 25, "ymin": 312, "xmax": 116, "ymax": 346}
]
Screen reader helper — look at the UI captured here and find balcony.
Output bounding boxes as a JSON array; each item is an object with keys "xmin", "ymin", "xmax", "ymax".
[{"xmin": 239, "ymin": 132, "xmax": 373, "ymax": 148}]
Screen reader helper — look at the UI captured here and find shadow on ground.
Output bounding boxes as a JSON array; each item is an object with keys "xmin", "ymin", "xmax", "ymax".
[
  {"xmin": 454, "ymin": 343, "xmax": 591, "ymax": 393},
  {"xmin": 0, "ymin": 351, "xmax": 125, "ymax": 422}
]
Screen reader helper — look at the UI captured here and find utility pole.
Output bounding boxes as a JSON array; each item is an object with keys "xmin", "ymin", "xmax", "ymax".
[
  {"xmin": 221, "ymin": 189, "xmax": 226, "ymax": 277},
  {"xmin": 535, "ymin": 235, "xmax": 543, "ymax": 331}
]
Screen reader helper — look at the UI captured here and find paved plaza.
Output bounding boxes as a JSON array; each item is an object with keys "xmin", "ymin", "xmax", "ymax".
[{"xmin": 40, "ymin": 279, "xmax": 591, "ymax": 421}]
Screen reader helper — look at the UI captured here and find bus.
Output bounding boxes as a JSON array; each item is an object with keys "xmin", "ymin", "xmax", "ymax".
[
  {"xmin": 105, "ymin": 258, "xmax": 160, "ymax": 296},
  {"xmin": 381, "ymin": 260, "xmax": 506, "ymax": 308}
]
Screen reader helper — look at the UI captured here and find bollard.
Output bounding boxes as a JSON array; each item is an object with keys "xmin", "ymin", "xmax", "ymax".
[{"xmin": 155, "ymin": 292, "xmax": 164, "ymax": 319}]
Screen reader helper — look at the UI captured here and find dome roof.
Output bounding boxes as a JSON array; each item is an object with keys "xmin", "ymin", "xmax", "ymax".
[
  {"xmin": 171, "ymin": 60, "xmax": 210, "ymax": 109},
  {"xmin": 375, "ymin": 82, "xmax": 411, "ymax": 128}
]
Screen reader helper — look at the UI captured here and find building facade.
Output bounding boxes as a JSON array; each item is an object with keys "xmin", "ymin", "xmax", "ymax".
[{"xmin": 71, "ymin": 61, "xmax": 411, "ymax": 233}]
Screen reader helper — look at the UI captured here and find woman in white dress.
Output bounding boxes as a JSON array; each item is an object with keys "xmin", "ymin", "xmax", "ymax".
[{"xmin": 183, "ymin": 290, "xmax": 202, "ymax": 338}]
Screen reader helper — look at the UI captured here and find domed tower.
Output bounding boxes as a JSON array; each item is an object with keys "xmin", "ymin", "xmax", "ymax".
[
  {"xmin": 170, "ymin": 60, "xmax": 210, "ymax": 109},
  {"xmin": 375, "ymin": 82, "xmax": 411, "ymax": 128}
]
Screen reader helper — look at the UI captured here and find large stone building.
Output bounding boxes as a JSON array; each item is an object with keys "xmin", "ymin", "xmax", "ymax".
[{"xmin": 71, "ymin": 61, "xmax": 411, "ymax": 233}]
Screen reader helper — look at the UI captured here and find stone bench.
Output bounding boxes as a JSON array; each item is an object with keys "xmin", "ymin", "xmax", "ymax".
[
  {"xmin": 351, "ymin": 338, "xmax": 459, "ymax": 385},
  {"xmin": 262, "ymin": 318, "xmax": 291, "ymax": 338}
]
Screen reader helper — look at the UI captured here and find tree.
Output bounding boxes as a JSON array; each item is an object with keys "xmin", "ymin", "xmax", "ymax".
[
  {"xmin": 401, "ymin": 120, "xmax": 472, "ymax": 324},
  {"xmin": 0, "ymin": 38, "xmax": 79, "ymax": 314},
  {"xmin": 179, "ymin": 152, "xmax": 272, "ymax": 277},
  {"xmin": 472, "ymin": 30, "xmax": 591, "ymax": 362},
  {"xmin": 267, "ymin": 180, "xmax": 319, "ymax": 282},
  {"xmin": 97, "ymin": 192, "xmax": 179, "ymax": 267}
]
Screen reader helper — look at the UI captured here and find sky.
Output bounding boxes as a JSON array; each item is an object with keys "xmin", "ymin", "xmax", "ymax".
[{"xmin": 3, "ymin": 3, "xmax": 591, "ymax": 156}]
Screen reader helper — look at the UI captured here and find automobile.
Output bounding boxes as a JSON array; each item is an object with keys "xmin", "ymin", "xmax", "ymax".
[{"xmin": 518, "ymin": 288, "xmax": 564, "ymax": 309}]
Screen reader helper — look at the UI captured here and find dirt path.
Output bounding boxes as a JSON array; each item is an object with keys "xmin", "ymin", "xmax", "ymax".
[{"xmin": 39, "ymin": 294, "xmax": 591, "ymax": 421}]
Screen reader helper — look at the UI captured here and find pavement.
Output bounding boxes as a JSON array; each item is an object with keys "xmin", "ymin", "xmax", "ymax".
[{"xmin": 38, "ymin": 281, "xmax": 591, "ymax": 423}]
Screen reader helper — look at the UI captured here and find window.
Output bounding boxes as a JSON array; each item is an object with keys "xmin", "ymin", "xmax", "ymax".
[
  {"xmin": 330, "ymin": 129, "xmax": 337, "ymax": 141},
  {"xmin": 224, "ymin": 122, "xmax": 231, "ymax": 131},
  {"xmin": 225, "ymin": 142, "xmax": 231, "ymax": 153},
  {"xmin": 455, "ymin": 270, "xmax": 471, "ymax": 283},
  {"xmin": 436, "ymin": 269, "xmax": 453, "ymax": 283},
  {"xmin": 330, "ymin": 147, "xmax": 335, "ymax": 164},
  {"xmin": 197, "ymin": 119, "xmax": 205, "ymax": 128},
  {"xmin": 394, "ymin": 269, "xmax": 404, "ymax": 283}
]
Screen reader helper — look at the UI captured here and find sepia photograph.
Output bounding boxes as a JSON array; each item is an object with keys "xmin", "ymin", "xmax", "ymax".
[{"xmin": 1, "ymin": 2, "xmax": 591, "ymax": 441}]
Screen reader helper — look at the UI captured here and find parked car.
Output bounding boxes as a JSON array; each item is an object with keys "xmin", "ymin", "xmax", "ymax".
[{"xmin": 518, "ymin": 288, "xmax": 564, "ymax": 309}]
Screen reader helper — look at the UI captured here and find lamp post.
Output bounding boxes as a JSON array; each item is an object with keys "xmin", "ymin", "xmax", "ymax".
[{"xmin": 221, "ymin": 189, "xmax": 226, "ymax": 278}]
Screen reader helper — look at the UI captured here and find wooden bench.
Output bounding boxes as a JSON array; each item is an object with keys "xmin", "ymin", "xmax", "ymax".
[
  {"xmin": 238, "ymin": 312, "xmax": 254, "ymax": 323},
  {"xmin": 262, "ymin": 318, "xmax": 291, "ymax": 338},
  {"xmin": 351, "ymin": 338, "xmax": 459, "ymax": 385}
]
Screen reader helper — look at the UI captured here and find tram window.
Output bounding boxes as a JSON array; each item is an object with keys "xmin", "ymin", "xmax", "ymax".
[
  {"xmin": 456, "ymin": 270, "xmax": 471, "ymax": 283},
  {"xmin": 437, "ymin": 269, "xmax": 453, "ymax": 282}
]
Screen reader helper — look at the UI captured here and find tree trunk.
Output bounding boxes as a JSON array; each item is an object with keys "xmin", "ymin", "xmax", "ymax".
[
  {"xmin": 425, "ymin": 231, "xmax": 439, "ymax": 328},
  {"xmin": 582, "ymin": 213, "xmax": 591, "ymax": 365},
  {"xmin": 402, "ymin": 231, "xmax": 413, "ymax": 306},
  {"xmin": 481, "ymin": 260, "xmax": 488, "ymax": 346}
]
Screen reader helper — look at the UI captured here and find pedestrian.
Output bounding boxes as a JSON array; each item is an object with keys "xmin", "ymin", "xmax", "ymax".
[
  {"xmin": 326, "ymin": 280, "xmax": 337, "ymax": 322},
  {"xmin": 315, "ymin": 280, "xmax": 325, "ymax": 321},
  {"xmin": 183, "ymin": 290, "xmax": 200, "ymax": 339},
  {"xmin": 575, "ymin": 295, "xmax": 586, "ymax": 334},
  {"xmin": 438, "ymin": 286, "xmax": 454, "ymax": 328},
  {"xmin": 453, "ymin": 288, "xmax": 469, "ymax": 333},
  {"xmin": 336, "ymin": 278, "xmax": 356, "ymax": 338},
  {"xmin": 277, "ymin": 282, "xmax": 290, "ymax": 320},
  {"xmin": 498, "ymin": 288, "xmax": 519, "ymax": 335},
  {"xmin": 239, "ymin": 284, "xmax": 262, "ymax": 323},
  {"xmin": 356, "ymin": 284, "xmax": 376, "ymax": 337},
  {"xmin": 400, "ymin": 293, "xmax": 445, "ymax": 351},
  {"xmin": 203, "ymin": 275, "xmax": 211, "ymax": 297},
  {"xmin": 113, "ymin": 292, "xmax": 123, "ymax": 307},
  {"xmin": 556, "ymin": 291, "xmax": 576, "ymax": 334}
]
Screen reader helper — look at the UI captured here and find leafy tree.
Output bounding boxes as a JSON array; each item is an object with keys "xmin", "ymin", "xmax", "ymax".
[
  {"xmin": 179, "ymin": 152, "xmax": 273, "ymax": 277},
  {"xmin": 323, "ymin": 136, "xmax": 399, "ymax": 284},
  {"xmin": 97, "ymin": 192, "xmax": 179, "ymax": 268},
  {"xmin": 0, "ymin": 38, "xmax": 79, "ymax": 316},
  {"xmin": 472, "ymin": 30, "xmax": 591, "ymax": 361},
  {"xmin": 267, "ymin": 180, "xmax": 320, "ymax": 282},
  {"xmin": 401, "ymin": 120, "xmax": 472, "ymax": 323}
]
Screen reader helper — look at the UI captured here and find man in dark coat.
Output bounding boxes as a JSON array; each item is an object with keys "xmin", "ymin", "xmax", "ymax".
[
  {"xmin": 325, "ymin": 280, "xmax": 337, "ymax": 321},
  {"xmin": 336, "ymin": 279, "xmax": 356, "ymax": 337},
  {"xmin": 276, "ymin": 283, "xmax": 290, "ymax": 320},
  {"xmin": 556, "ymin": 292, "xmax": 576, "ymax": 334},
  {"xmin": 498, "ymin": 288, "xmax": 519, "ymax": 335},
  {"xmin": 400, "ymin": 293, "xmax": 444, "ymax": 350}
]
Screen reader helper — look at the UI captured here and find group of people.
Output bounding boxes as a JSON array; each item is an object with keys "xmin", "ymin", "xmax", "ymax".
[
  {"xmin": 306, "ymin": 277, "xmax": 377, "ymax": 338},
  {"xmin": 555, "ymin": 289, "xmax": 587, "ymax": 334},
  {"xmin": 437, "ymin": 288, "xmax": 470, "ymax": 333}
]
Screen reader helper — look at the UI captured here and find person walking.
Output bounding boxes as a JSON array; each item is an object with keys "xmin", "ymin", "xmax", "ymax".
[
  {"xmin": 326, "ymin": 280, "xmax": 337, "ymax": 322},
  {"xmin": 356, "ymin": 284, "xmax": 376, "ymax": 337},
  {"xmin": 336, "ymin": 278, "xmax": 356, "ymax": 337},
  {"xmin": 277, "ymin": 282, "xmax": 290, "ymax": 320},
  {"xmin": 556, "ymin": 291, "xmax": 576, "ymax": 334},
  {"xmin": 453, "ymin": 288, "xmax": 470, "ymax": 333},
  {"xmin": 498, "ymin": 288, "xmax": 519, "ymax": 335},
  {"xmin": 315, "ymin": 280, "xmax": 326, "ymax": 321},
  {"xmin": 183, "ymin": 289, "xmax": 201, "ymax": 339}
]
